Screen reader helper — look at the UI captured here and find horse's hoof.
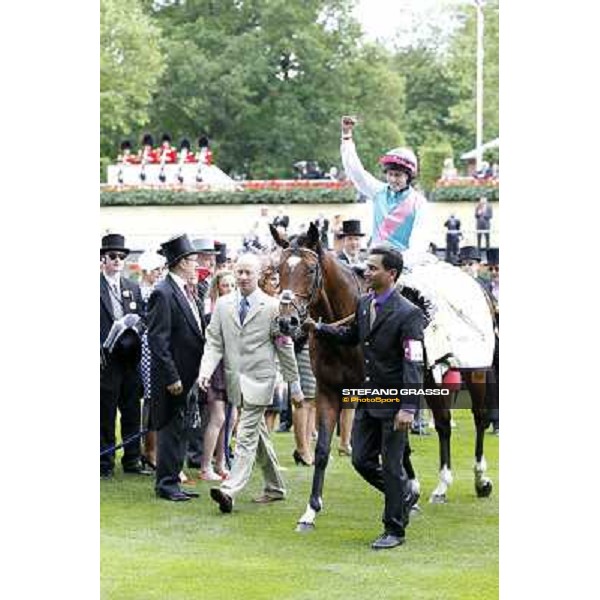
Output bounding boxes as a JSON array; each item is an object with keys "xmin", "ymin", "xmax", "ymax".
[
  {"xmin": 295, "ymin": 522, "xmax": 315, "ymax": 533},
  {"xmin": 476, "ymin": 480, "xmax": 493, "ymax": 498},
  {"xmin": 429, "ymin": 493, "xmax": 447, "ymax": 504}
]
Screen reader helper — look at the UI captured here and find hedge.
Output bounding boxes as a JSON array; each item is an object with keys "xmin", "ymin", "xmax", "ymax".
[
  {"xmin": 100, "ymin": 187, "xmax": 358, "ymax": 206},
  {"xmin": 431, "ymin": 184, "xmax": 499, "ymax": 202},
  {"xmin": 100, "ymin": 183, "xmax": 498, "ymax": 205}
]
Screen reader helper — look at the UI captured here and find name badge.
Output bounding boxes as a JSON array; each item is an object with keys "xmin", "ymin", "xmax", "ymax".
[{"xmin": 403, "ymin": 339, "xmax": 424, "ymax": 362}]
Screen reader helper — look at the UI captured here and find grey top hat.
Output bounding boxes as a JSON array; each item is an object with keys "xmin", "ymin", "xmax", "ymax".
[
  {"xmin": 192, "ymin": 238, "xmax": 219, "ymax": 254},
  {"xmin": 101, "ymin": 233, "xmax": 130, "ymax": 256},
  {"xmin": 159, "ymin": 234, "xmax": 198, "ymax": 267}
]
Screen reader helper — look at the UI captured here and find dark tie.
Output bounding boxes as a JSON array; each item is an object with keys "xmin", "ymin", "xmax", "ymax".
[
  {"xmin": 185, "ymin": 284, "xmax": 201, "ymax": 326},
  {"xmin": 370, "ymin": 299, "xmax": 379, "ymax": 327},
  {"xmin": 239, "ymin": 296, "xmax": 250, "ymax": 324}
]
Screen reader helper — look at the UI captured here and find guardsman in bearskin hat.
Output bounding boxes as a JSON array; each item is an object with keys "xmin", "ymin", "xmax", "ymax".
[
  {"xmin": 157, "ymin": 133, "xmax": 177, "ymax": 183},
  {"xmin": 100, "ymin": 233, "xmax": 150, "ymax": 478},
  {"xmin": 147, "ymin": 234, "xmax": 206, "ymax": 501},
  {"xmin": 176, "ymin": 138, "xmax": 197, "ymax": 184},
  {"xmin": 139, "ymin": 133, "xmax": 159, "ymax": 181}
]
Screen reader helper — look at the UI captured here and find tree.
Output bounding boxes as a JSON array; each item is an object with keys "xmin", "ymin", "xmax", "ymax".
[
  {"xmin": 141, "ymin": 0, "xmax": 405, "ymax": 178},
  {"xmin": 445, "ymin": 0, "xmax": 499, "ymax": 156},
  {"xmin": 391, "ymin": 45, "xmax": 464, "ymax": 154},
  {"xmin": 100, "ymin": 0, "xmax": 165, "ymax": 159}
]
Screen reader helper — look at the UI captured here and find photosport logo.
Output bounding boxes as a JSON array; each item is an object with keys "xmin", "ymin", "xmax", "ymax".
[{"xmin": 340, "ymin": 387, "xmax": 450, "ymax": 407}]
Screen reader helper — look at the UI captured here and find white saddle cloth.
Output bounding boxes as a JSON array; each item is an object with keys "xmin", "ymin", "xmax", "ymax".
[{"xmin": 399, "ymin": 252, "xmax": 495, "ymax": 370}]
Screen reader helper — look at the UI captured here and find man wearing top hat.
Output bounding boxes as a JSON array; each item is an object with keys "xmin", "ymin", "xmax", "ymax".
[
  {"xmin": 147, "ymin": 234, "xmax": 206, "ymax": 501},
  {"xmin": 214, "ymin": 241, "xmax": 229, "ymax": 271},
  {"xmin": 100, "ymin": 233, "xmax": 148, "ymax": 478},
  {"xmin": 459, "ymin": 245, "xmax": 491, "ymax": 295},
  {"xmin": 336, "ymin": 219, "xmax": 366, "ymax": 267}
]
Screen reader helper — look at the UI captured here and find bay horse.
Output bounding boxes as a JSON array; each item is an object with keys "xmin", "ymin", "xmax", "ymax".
[{"xmin": 270, "ymin": 222, "xmax": 495, "ymax": 531}]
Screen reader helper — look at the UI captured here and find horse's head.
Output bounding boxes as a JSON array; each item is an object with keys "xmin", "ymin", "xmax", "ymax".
[{"xmin": 270, "ymin": 222, "xmax": 324, "ymax": 334}]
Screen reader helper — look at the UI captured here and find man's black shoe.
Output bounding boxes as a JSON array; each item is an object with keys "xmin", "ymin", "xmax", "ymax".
[
  {"xmin": 156, "ymin": 490, "xmax": 191, "ymax": 502},
  {"xmin": 210, "ymin": 487, "xmax": 233, "ymax": 513},
  {"xmin": 181, "ymin": 489, "xmax": 200, "ymax": 498},
  {"xmin": 371, "ymin": 533, "xmax": 405, "ymax": 550},
  {"xmin": 100, "ymin": 470, "xmax": 114, "ymax": 480},
  {"xmin": 123, "ymin": 462, "xmax": 153, "ymax": 475}
]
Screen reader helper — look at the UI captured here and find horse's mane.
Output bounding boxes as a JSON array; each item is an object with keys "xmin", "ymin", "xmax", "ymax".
[{"xmin": 399, "ymin": 284, "xmax": 434, "ymax": 326}]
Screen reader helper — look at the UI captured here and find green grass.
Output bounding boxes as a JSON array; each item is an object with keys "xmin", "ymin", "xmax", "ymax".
[{"xmin": 101, "ymin": 405, "xmax": 498, "ymax": 600}]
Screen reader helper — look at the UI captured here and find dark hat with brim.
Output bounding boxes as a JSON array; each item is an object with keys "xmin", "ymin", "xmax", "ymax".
[
  {"xmin": 458, "ymin": 246, "xmax": 481, "ymax": 264},
  {"xmin": 192, "ymin": 238, "xmax": 220, "ymax": 255},
  {"xmin": 159, "ymin": 234, "xmax": 198, "ymax": 267},
  {"xmin": 101, "ymin": 233, "xmax": 130, "ymax": 256},
  {"xmin": 486, "ymin": 248, "xmax": 499, "ymax": 266},
  {"xmin": 214, "ymin": 241, "xmax": 228, "ymax": 265},
  {"xmin": 340, "ymin": 219, "xmax": 366, "ymax": 237}
]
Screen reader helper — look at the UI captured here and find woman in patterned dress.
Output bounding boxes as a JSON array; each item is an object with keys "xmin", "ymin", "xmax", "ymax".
[{"xmin": 138, "ymin": 250, "xmax": 166, "ymax": 469}]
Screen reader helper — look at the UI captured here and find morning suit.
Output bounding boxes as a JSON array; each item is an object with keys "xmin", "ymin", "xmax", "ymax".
[
  {"xmin": 199, "ymin": 288, "xmax": 299, "ymax": 500},
  {"xmin": 100, "ymin": 274, "xmax": 144, "ymax": 474},
  {"xmin": 147, "ymin": 273, "xmax": 206, "ymax": 496},
  {"xmin": 317, "ymin": 289, "xmax": 426, "ymax": 536}
]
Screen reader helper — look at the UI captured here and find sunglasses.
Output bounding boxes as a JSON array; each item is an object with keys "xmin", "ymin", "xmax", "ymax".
[{"xmin": 107, "ymin": 252, "xmax": 127, "ymax": 261}]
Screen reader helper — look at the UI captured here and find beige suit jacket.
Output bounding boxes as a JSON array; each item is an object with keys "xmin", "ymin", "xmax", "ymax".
[{"xmin": 199, "ymin": 289, "xmax": 299, "ymax": 407}]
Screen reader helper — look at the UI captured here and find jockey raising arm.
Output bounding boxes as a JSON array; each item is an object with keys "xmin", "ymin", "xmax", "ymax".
[{"xmin": 340, "ymin": 116, "xmax": 432, "ymax": 255}]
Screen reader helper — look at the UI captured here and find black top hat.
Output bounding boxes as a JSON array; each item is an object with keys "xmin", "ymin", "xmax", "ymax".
[
  {"xmin": 486, "ymin": 248, "xmax": 499, "ymax": 266},
  {"xmin": 198, "ymin": 135, "xmax": 210, "ymax": 148},
  {"xmin": 214, "ymin": 241, "xmax": 228, "ymax": 265},
  {"xmin": 161, "ymin": 133, "xmax": 172, "ymax": 144},
  {"xmin": 192, "ymin": 238, "xmax": 219, "ymax": 255},
  {"xmin": 179, "ymin": 138, "xmax": 191, "ymax": 151},
  {"xmin": 459, "ymin": 246, "xmax": 481, "ymax": 264},
  {"xmin": 159, "ymin": 234, "xmax": 198, "ymax": 267},
  {"xmin": 101, "ymin": 233, "xmax": 130, "ymax": 256},
  {"xmin": 340, "ymin": 219, "xmax": 365, "ymax": 237},
  {"xmin": 142, "ymin": 133, "xmax": 154, "ymax": 147},
  {"xmin": 120, "ymin": 140, "xmax": 132, "ymax": 151}
]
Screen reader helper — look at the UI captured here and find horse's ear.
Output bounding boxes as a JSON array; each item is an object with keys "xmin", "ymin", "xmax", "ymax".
[
  {"xmin": 270, "ymin": 223, "xmax": 289, "ymax": 249},
  {"xmin": 307, "ymin": 222, "xmax": 321, "ymax": 251}
]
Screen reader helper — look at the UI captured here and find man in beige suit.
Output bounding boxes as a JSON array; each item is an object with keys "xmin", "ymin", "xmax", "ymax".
[{"xmin": 198, "ymin": 253, "xmax": 303, "ymax": 513}]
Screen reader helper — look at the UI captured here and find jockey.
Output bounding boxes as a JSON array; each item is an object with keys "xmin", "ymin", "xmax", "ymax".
[
  {"xmin": 339, "ymin": 116, "xmax": 495, "ymax": 374},
  {"xmin": 340, "ymin": 116, "xmax": 432, "ymax": 260}
]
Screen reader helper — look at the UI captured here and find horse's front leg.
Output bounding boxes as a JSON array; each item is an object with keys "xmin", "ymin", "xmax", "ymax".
[
  {"xmin": 466, "ymin": 371, "xmax": 493, "ymax": 498},
  {"xmin": 296, "ymin": 391, "xmax": 339, "ymax": 532},
  {"xmin": 429, "ymin": 396, "xmax": 454, "ymax": 504}
]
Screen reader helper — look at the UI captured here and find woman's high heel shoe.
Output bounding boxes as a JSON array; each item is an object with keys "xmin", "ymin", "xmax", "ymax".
[{"xmin": 293, "ymin": 449, "xmax": 313, "ymax": 466}]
